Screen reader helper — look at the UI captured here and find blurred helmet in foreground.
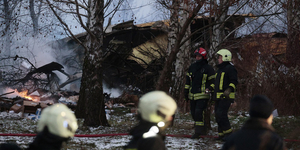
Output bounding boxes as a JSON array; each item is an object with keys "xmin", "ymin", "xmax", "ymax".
[
  {"xmin": 138, "ymin": 91, "xmax": 177, "ymax": 123},
  {"xmin": 37, "ymin": 104, "xmax": 78, "ymax": 138}
]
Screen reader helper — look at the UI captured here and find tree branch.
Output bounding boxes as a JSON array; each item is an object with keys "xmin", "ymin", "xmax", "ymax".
[{"xmin": 45, "ymin": 0, "xmax": 88, "ymax": 51}]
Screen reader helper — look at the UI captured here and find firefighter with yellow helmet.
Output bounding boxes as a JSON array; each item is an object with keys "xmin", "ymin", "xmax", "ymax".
[
  {"xmin": 27, "ymin": 104, "xmax": 78, "ymax": 149},
  {"xmin": 124, "ymin": 91, "xmax": 177, "ymax": 150},
  {"xmin": 207, "ymin": 49, "xmax": 238, "ymax": 141}
]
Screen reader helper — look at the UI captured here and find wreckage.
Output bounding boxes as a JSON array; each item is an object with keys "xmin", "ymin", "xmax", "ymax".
[
  {"xmin": 0, "ymin": 15, "xmax": 247, "ymax": 116},
  {"xmin": 0, "ymin": 60, "xmax": 138, "ymax": 117},
  {"xmin": 0, "ymin": 60, "xmax": 80, "ymax": 116},
  {"xmin": 1, "ymin": 59, "xmax": 81, "ymax": 95},
  {"xmin": 54, "ymin": 15, "xmax": 246, "ymax": 92}
]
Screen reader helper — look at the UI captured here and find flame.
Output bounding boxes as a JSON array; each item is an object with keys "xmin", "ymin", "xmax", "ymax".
[{"xmin": 15, "ymin": 90, "xmax": 39, "ymax": 102}]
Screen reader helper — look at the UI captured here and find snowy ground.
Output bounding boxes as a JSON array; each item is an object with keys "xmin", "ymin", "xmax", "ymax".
[
  {"xmin": 0, "ymin": 108, "xmax": 224, "ymax": 150},
  {"xmin": 0, "ymin": 134, "xmax": 223, "ymax": 150},
  {"xmin": 0, "ymin": 106, "xmax": 299, "ymax": 150}
]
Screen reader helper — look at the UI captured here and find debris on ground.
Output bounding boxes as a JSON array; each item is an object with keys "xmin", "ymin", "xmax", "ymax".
[{"xmin": 1, "ymin": 89, "xmax": 140, "ymax": 120}]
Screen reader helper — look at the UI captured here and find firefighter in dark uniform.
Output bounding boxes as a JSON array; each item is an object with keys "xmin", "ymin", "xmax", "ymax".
[
  {"xmin": 124, "ymin": 91, "xmax": 177, "ymax": 150},
  {"xmin": 222, "ymin": 95, "xmax": 286, "ymax": 150},
  {"xmin": 208, "ymin": 49, "xmax": 238, "ymax": 141},
  {"xmin": 27, "ymin": 104, "xmax": 78, "ymax": 150},
  {"xmin": 0, "ymin": 104, "xmax": 78, "ymax": 150},
  {"xmin": 184, "ymin": 47, "xmax": 215, "ymax": 139}
]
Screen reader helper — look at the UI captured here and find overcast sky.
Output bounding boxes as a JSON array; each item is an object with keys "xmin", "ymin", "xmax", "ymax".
[{"xmin": 107, "ymin": 0, "xmax": 166, "ymax": 25}]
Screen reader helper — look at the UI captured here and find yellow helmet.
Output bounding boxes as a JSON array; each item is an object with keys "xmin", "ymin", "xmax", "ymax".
[
  {"xmin": 217, "ymin": 49, "xmax": 232, "ymax": 61},
  {"xmin": 37, "ymin": 104, "xmax": 78, "ymax": 138},
  {"xmin": 138, "ymin": 91, "xmax": 177, "ymax": 123}
]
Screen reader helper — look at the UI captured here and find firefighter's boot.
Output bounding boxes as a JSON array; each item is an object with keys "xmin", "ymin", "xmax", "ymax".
[
  {"xmin": 215, "ymin": 133, "xmax": 224, "ymax": 141},
  {"xmin": 191, "ymin": 126, "xmax": 206, "ymax": 139},
  {"xmin": 222, "ymin": 131, "xmax": 232, "ymax": 141}
]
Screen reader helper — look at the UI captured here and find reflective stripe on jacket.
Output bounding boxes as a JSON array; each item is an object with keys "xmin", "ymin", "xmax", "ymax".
[
  {"xmin": 185, "ymin": 59, "xmax": 215, "ymax": 100},
  {"xmin": 211, "ymin": 62, "xmax": 238, "ymax": 100}
]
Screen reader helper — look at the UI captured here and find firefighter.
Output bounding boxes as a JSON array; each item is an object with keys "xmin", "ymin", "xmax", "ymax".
[
  {"xmin": 27, "ymin": 103, "xmax": 78, "ymax": 150},
  {"xmin": 222, "ymin": 95, "xmax": 286, "ymax": 150},
  {"xmin": 184, "ymin": 47, "xmax": 215, "ymax": 139},
  {"xmin": 124, "ymin": 91, "xmax": 177, "ymax": 150},
  {"xmin": 0, "ymin": 143, "xmax": 21, "ymax": 150},
  {"xmin": 207, "ymin": 49, "xmax": 238, "ymax": 141}
]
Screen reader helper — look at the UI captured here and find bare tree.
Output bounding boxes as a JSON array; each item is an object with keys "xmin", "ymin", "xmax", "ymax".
[
  {"xmin": 45, "ymin": 0, "xmax": 124, "ymax": 126},
  {"xmin": 1, "ymin": 0, "xmax": 21, "ymax": 56},
  {"xmin": 154, "ymin": 0, "xmax": 280, "ymax": 101},
  {"xmin": 208, "ymin": 0, "xmax": 229, "ymax": 64},
  {"xmin": 3, "ymin": 0, "xmax": 11, "ymax": 56},
  {"xmin": 0, "ymin": 0, "xmax": 62, "ymax": 57},
  {"xmin": 74, "ymin": 0, "xmax": 108, "ymax": 126},
  {"xmin": 173, "ymin": 1, "xmax": 192, "ymax": 112},
  {"xmin": 286, "ymin": 0, "xmax": 300, "ymax": 66},
  {"xmin": 154, "ymin": 0, "xmax": 289, "ymax": 132},
  {"xmin": 29, "ymin": 0, "xmax": 42, "ymax": 34},
  {"xmin": 155, "ymin": 0, "xmax": 203, "ymax": 93}
]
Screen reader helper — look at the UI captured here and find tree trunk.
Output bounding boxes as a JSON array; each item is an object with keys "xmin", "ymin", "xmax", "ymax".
[
  {"xmin": 75, "ymin": 0, "xmax": 109, "ymax": 127},
  {"xmin": 208, "ymin": 0, "xmax": 228, "ymax": 66},
  {"xmin": 29, "ymin": 0, "xmax": 41, "ymax": 34},
  {"xmin": 3, "ymin": 0, "xmax": 12, "ymax": 56},
  {"xmin": 156, "ymin": 0, "xmax": 180, "ymax": 93},
  {"xmin": 205, "ymin": 0, "xmax": 229, "ymax": 133},
  {"xmin": 156, "ymin": 2, "xmax": 202, "ymax": 93},
  {"xmin": 286, "ymin": 0, "xmax": 300, "ymax": 66},
  {"xmin": 171, "ymin": 1, "xmax": 191, "ymax": 113}
]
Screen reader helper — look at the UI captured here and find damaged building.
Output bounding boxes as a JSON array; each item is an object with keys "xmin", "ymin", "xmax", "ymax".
[
  {"xmin": 53, "ymin": 15, "xmax": 247, "ymax": 92},
  {"xmin": 0, "ymin": 14, "xmax": 249, "ymax": 112}
]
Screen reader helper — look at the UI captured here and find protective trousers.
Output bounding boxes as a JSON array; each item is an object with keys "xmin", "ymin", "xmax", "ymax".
[
  {"xmin": 215, "ymin": 99, "xmax": 232, "ymax": 136},
  {"xmin": 190, "ymin": 99, "xmax": 208, "ymax": 135}
]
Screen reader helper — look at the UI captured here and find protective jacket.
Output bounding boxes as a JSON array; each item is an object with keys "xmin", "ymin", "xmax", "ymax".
[
  {"xmin": 124, "ymin": 121, "xmax": 166, "ymax": 150},
  {"xmin": 27, "ymin": 127, "xmax": 69, "ymax": 150},
  {"xmin": 211, "ymin": 62, "xmax": 238, "ymax": 101},
  {"xmin": 0, "ymin": 143, "xmax": 22, "ymax": 150},
  {"xmin": 185, "ymin": 59, "xmax": 215, "ymax": 100},
  {"xmin": 222, "ymin": 118, "xmax": 286, "ymax": 150}
]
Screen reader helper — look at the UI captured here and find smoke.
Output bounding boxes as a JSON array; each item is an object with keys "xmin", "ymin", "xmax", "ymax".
[
  {"xmin": 14, "ymin": 37, "xmax": 57, "ymax": 67},
  {"xmin": 1, "ymin": 30, "xmax": 126, "ymax": 96},
  {"xmin": 103, "ymin": 82, "xmax": 122, "ymax": 98},
  {"xmin": 0, "ymin": 88, "xmax": 17, "ymax": 98},
  {"xmin": 17, "ymin": 36, "xmax": 73, "ymax": 87}
]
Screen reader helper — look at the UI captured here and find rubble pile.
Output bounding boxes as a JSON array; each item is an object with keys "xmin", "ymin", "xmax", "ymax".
[
  {"xmin": 0, "ymin": 90, "xmax": 79, "ymax": 119},
  {"xmin": 1, "ymin": 90, "xmax": 140, "ymax": 119}
]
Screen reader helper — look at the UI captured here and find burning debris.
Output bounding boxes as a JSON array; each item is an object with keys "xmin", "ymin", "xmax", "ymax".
[
  {"xmin": 0, "ymin": 55, "xmax": 82, "ymax": 96},
  {"xmin": 11, "ymin": 61, "xmax": 81, "ymax": 95},
  {"xmin": 0, "ymin": 57, "xmax": 83, "ymax": 116},
  {"xmin": 16, "ymin": 62, "xmax": 69, "ymax": 85},
  {"xmin": 0, "ymin": 88, "xmax": 140, "ymax": 120},
  {"xmin": 0, "ymin": 55, "xmax": 140, "ymax": 119},
  {"xmin": 0, "ymin": 88, "xmax": 79, "ymax": 118}
]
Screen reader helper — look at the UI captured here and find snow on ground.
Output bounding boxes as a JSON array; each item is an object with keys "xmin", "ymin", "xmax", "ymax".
[
  {"xmin": 0, "ymin": 109, "xmax": 225, "ymax": 150},
  {"xmin": 0, "ymin": 134, "xmax": 223, "ymax": 150},
  {"xmin": 1, "ymin": 108, "xmax": 299, "ymax": 149}
]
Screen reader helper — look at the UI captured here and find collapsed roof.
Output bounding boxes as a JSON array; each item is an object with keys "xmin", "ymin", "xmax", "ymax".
[{"xmin": 56, "ymin": 15, "xmax": 247, "ymax": 91}]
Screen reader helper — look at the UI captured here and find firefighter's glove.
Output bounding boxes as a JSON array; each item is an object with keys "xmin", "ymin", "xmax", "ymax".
[
  {"xmin": 205, "ymin": 88, "xmax": 210, "ymax": 94},
  {"xmin": 223, "ymin": 88, "xmax": 231, "ymax": 99}
]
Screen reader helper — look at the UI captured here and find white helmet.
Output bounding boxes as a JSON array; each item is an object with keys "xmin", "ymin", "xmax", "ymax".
[
  {"xmin": 37, "ymin": 104, "xmax": 78, "ymax": 138},
  {"xmin": 138, "ymin": 91, "xmax": 177, "ymax": 123},
  {"xmin": 217, "ymin": 49, "xmax": 232, "ymax": 61}
]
